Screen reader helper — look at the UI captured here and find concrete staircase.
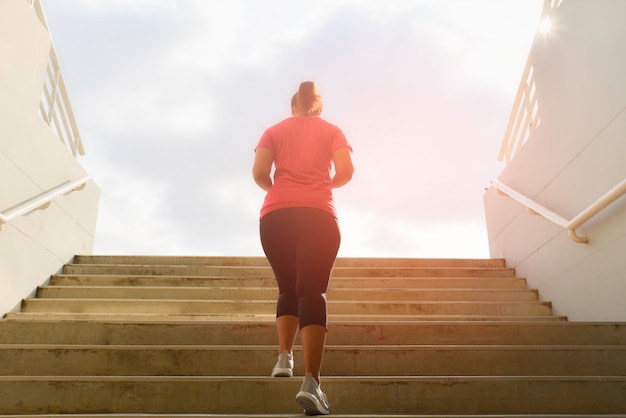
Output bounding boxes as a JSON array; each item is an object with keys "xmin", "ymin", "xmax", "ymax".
[{"xmin": 1, "ymin": 255, "xmax": 625, "ymax": 417}]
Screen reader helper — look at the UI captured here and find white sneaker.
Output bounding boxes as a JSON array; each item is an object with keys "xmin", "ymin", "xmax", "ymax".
[
  {"xmin": 296, "ymin": 373, "xmax": 331, "ymax": 415},
  {"xmin": 271, "ymin": 352, "xmax": 294, "ymax": 377}
]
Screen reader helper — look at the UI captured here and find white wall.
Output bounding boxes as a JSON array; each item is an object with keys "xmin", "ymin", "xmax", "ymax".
[
  {"xmin": 484, "ymin": 0, "xmax": 626, "ymax": 321},
  {"xmin": 0, "ymin": 0, "xmax": 100, "ymax": 314}
]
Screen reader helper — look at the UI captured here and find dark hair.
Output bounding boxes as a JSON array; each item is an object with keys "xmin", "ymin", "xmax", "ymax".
[
  {"xmin": 295, "ymin": 81, "xmax": 322, "ymax": 116},
  {"xmin": 291, "ymin": 93, "xmax": 298, "ymax": 115}
]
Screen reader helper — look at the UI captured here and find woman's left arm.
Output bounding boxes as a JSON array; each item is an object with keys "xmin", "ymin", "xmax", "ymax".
[{"xmin": 252, "ymin": 147, "xmax": 274, "ymax": 191}]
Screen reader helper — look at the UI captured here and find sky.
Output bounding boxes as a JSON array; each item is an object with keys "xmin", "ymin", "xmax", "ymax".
[{"xmin": 41, "ymin": 0, "xmax": 544, "ymax": 259}]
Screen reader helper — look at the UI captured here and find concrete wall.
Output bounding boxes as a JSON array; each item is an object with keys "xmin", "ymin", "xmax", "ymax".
[
  {"xmin": 484, "ymin": 0, "xmax": 626, "ymax": 321},
  {"xmin": 0, "ymin": 0, "xmax": 100, "ymax": 314}
]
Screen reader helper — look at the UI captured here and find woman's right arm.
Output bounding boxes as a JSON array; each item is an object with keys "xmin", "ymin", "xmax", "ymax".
[
  {"xmin": 252, "ymin": 147, "xmax": 274, "ymax": 191},
  {"xmin": 331, "ymin": 147, "xmax": 354, "ymax": 188}
]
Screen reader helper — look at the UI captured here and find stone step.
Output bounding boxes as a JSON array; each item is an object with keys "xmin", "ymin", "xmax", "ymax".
[
  {"xmin": 36, "ymin": 285, "xmax": 540, "ymax": 302},
  {"xmin": 1, "ymin": 344, "xmax": 624, "ymax": 376},
  {"xmin": 1, "ymin": 320, "xmax": 615, "ymax": 346},
  {"xmin": 1, "ymin": 376, "xmax": 624, "ymax": 415},
  {"xmin": 5, "ymin": 312, "xmax": 565, "ymax": 323},
  {"xmin": 51, "ymin": 274, "xmax": 529, "ymax": 289},
  {"xmin": 11, "ymin": 416, "xmax": 626, "ymax": 418},
  {"xmin": 73, "ymin": 255, "xmax": 507, "ymax": 268},
  {"xmin": 19, "ymin": 298, "xmax": 554, "ymax": 316},
  {"xmin": 62, "ymin": 264, "xmax": 516, "ymax": 278},
  {"xmin": 8, "ymin": 416, "xmax": 619, "ymax": 418}
]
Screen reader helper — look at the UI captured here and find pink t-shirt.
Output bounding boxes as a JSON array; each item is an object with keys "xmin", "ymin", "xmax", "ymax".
[{"xmin": 256, "ymin": 116, "xmax": 351, "ymax": 219}]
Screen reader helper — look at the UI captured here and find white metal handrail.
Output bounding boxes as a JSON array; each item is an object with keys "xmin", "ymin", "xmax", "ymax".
[
  {"xmin": 498, "ymin": 55, "xmax": 540, "ymax": 163},
  {"xmin": 0, "ymin": 175, "xmax": 91, "ymax": 231},
  {"xmin": 492, "ymin": 178, "xmax": 626, "ymax": 243},
  {"xmin": 26, "ymin": 0, "xmax": 85, "ymax": 157},
  {"xmin": 498, "ymin": 0, "xmax": 565, "ymax": 163}
]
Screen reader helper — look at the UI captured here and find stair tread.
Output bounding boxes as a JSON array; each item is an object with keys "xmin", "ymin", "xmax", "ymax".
[
  {"xmin": 61, "ymin": 264, "xmax": 517, "ymax": 278},
  {"xmin": 2, "ymin": 375, "xmax": 625, "ymax": 414},
  {"xmin": 39, "ymin": 285, "xmax": 537, "ymax": 292},
  {"xmin": 51, "ymin": 275, "xmax": 529, "ymax": 289},
  {"xmin": 53, "ymin": 274, "xmax": 523, "ymax": 279},
  {"xmin": 19, "ymin": 299, "xmax": 554, "ymax": 319},
  {"xmin": 16, "ymin": 318, "xmax": 626, "ymax": 347},
  {"xmin": 3, "ymin": 343, "xmax": 624, "ymax": 349},
  {"xmin": 3, "ymin": 416, "xmax": 626, "ymax": 418},
  {"xmin": 36, "ymin": 286, "xmax": 540, "ymax": 303},
  {"xmin": 3, "ymin": 375, "xmax": 626, "ymax": 381},
  {"xmin": 0, "ymin": 312, "xmax": 570, "ymax": 321},
  {"xmin": 74, "ymin": 254, "xmax": 508, "ymax": 267},
  {"xmin": 21, "ymin": 298, "xmax": 551, "ymax": 305},
  {"xmin": 5, "ymin": 343, "xmax": 623, "ymax": 377}
]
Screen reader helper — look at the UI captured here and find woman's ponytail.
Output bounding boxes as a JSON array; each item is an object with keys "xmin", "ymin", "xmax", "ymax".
[{"xmin": 295, "ymin": 81, "xmax": 322, "ymax": 116}]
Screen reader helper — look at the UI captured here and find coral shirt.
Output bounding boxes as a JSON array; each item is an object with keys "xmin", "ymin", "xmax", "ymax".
[{"xmin": 256, "ymin": 116, "xmax": 351, "ymax": 219}]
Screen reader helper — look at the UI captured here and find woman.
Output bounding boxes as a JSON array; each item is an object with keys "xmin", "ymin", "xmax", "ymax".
[{"xmin": 252, "ymin": 81, "xmax": 354, "ymax": 415}]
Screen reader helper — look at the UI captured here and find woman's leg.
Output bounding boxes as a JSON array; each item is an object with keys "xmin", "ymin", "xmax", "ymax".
[
  {"xmin": 300, "ymin": 324, "xmax": 327, "ymax": 383},
  {"xmin": 295, "ymin": 209, "xmax": 341, "ymax": 383},
  {"xmin": 260, "ymin": 210, "xmax": 300, "ymax": 358},
  {"xmin": 276, "ymin": 314, "xmax": 299, "ymax": 354}
]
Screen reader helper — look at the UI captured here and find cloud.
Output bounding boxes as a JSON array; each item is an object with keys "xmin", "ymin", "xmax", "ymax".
[{"xmin": 42, "ymin": 0, "xmax": 543, "ymax": 257}]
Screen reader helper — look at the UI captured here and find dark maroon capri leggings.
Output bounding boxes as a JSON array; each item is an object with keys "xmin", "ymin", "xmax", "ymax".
[{"xmin": 260, "ymin": 207, "xmax": 341, "ymax": 330}]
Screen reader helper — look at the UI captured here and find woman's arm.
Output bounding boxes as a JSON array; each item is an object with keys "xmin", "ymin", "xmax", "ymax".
[
  {"xmin": 331, "ymin": 147, "xmax": 354, "ymax": 188},
  {"xmin": 252, "ymin": 147, "xmax": 274, "ymax": 191}
]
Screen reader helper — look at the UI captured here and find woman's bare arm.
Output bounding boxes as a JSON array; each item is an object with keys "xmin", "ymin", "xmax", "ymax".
[
  {"xmin": 252, "ymin": 147, "xmax": 274, "ymax": 191},
  {"xmin": 331, "ymin": 147, "xmax": 354, "ymax": 188}
]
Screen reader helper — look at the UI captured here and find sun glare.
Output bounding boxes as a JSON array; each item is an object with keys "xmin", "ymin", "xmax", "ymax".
[{"xmin": 539, "ymin": 16, "xmax": 552, "ymax": 34}]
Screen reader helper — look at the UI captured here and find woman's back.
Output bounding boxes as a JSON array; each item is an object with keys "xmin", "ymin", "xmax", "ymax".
[{"xmin": 257, "ymin": 116, "xmax": 348, "ymax": 218}]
